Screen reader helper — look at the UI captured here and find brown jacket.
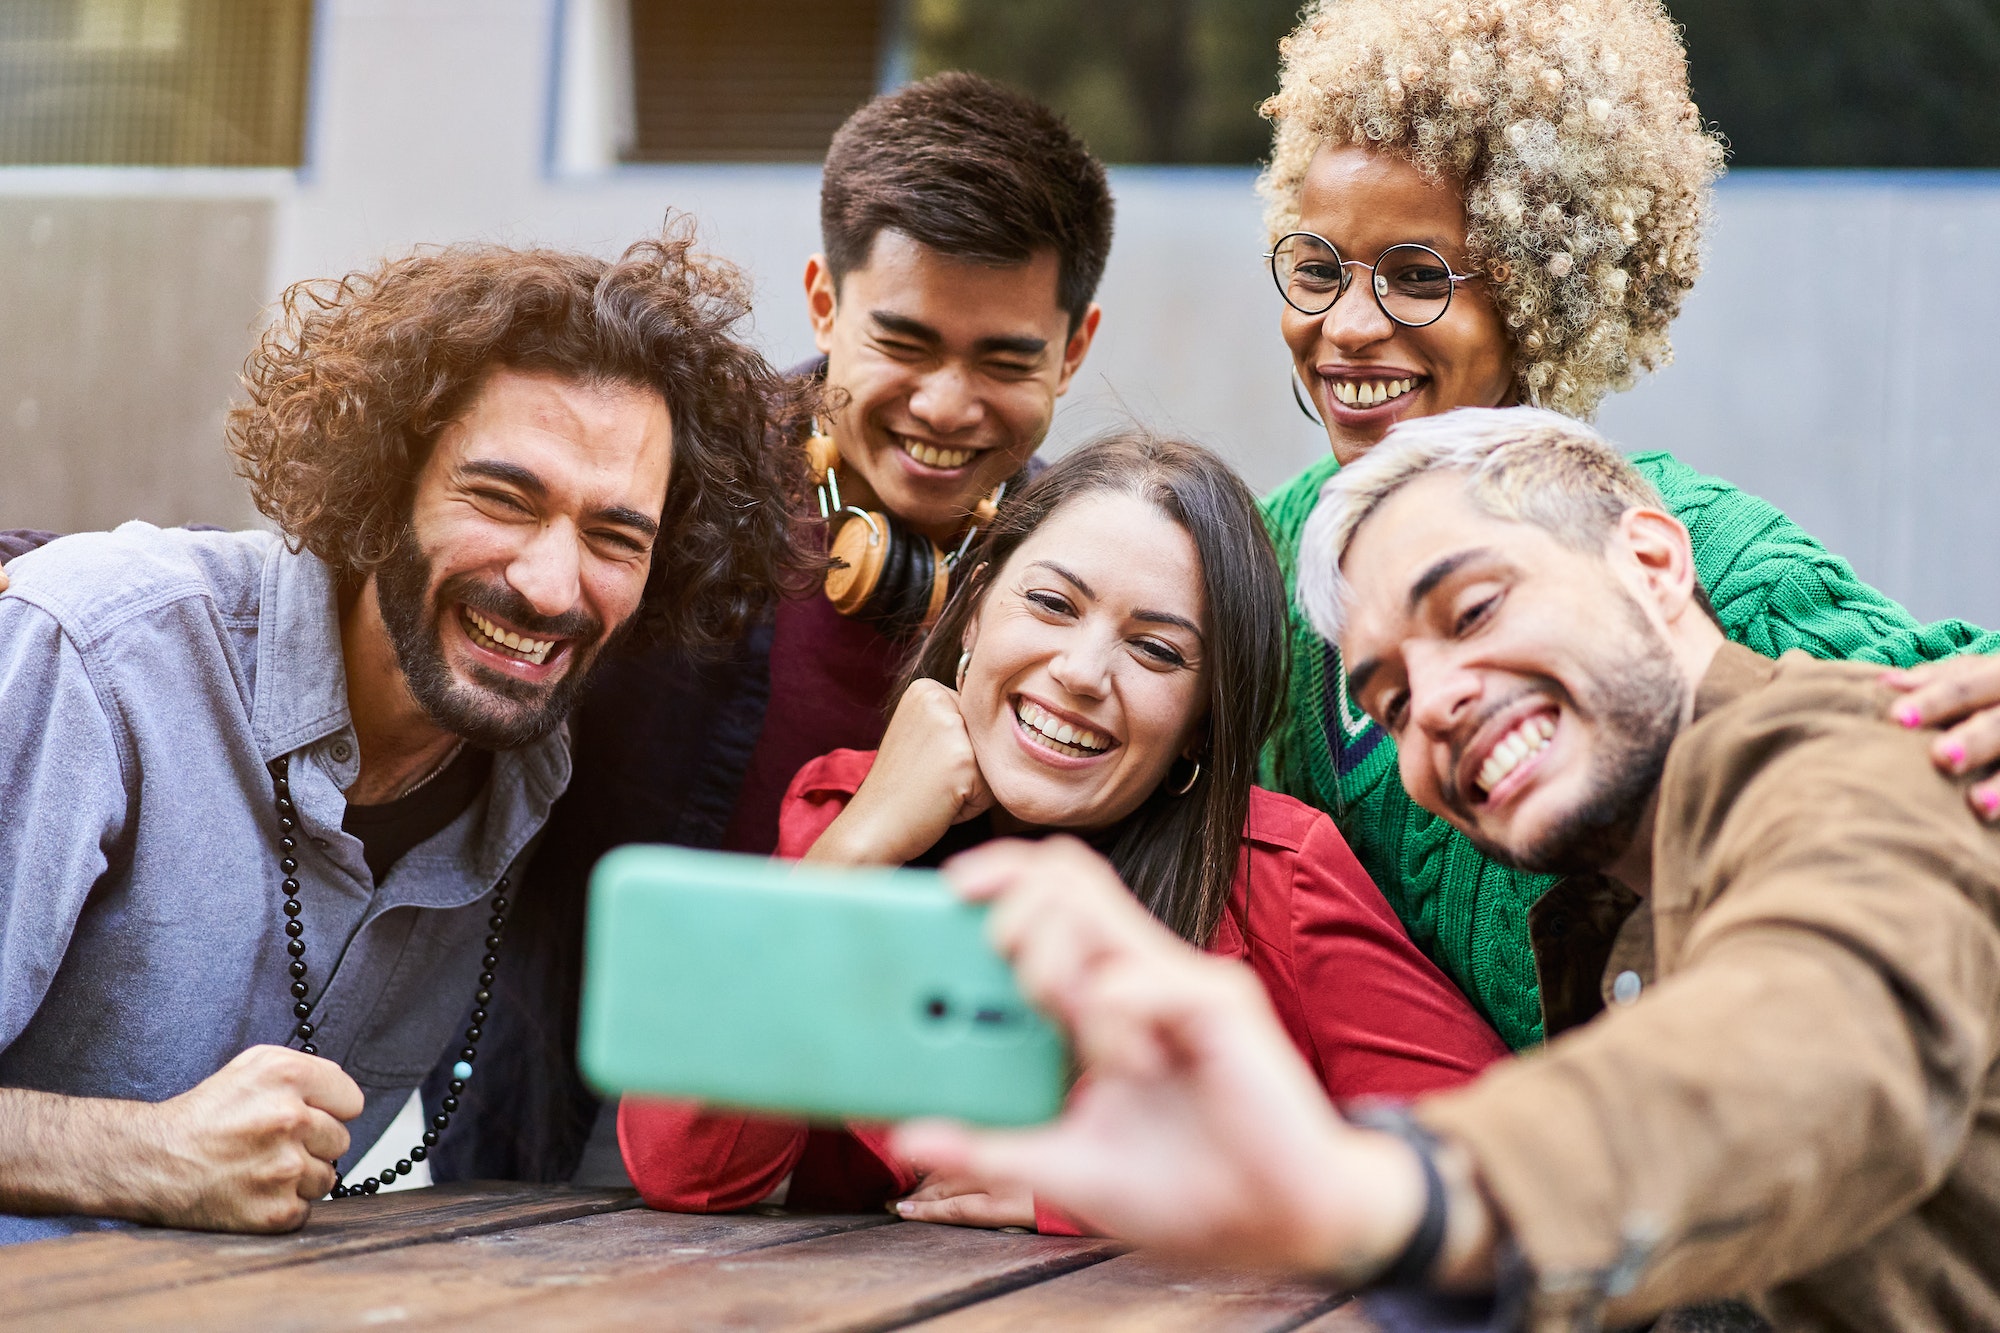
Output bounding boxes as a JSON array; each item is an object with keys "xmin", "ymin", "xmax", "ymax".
[{"xmin": 1416, "ymin": 644, "xmax": 2000, "ymax": 1332}]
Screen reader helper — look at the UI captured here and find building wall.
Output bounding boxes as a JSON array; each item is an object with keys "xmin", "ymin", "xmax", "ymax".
[{"xmin": 1, "ymin": 0, "xmax": 1995, "ymax": 625}]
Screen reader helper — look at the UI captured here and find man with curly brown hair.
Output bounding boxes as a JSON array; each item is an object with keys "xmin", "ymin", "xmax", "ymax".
[{"xmin": 0, "ymin": 224, "xmax": 811, "ymax": 1240}]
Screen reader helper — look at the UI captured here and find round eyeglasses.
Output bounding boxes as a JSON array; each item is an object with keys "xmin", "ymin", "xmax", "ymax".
[{"xmin": 1267, "ymin": 232, "xmax": 1475, "ymax": 328}]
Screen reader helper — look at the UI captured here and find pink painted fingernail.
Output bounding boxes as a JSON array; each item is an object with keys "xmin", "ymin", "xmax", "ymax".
[
  {"xmin": 1946, "ymin": 741, "xmax": 1968, "ymax": 771},
  {"xmin": 1896, "ymin": 704, "xmax": 1923, "ymax": 729},
  {"xmin": 1981, "ymin": 789, "xmax": 2000, "ymax": 819}
]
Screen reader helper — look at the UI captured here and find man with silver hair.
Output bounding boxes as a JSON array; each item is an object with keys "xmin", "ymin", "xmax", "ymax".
[{"xmin": 896, "ymin": 406, "xmax": 2000, "ymax": 1331}]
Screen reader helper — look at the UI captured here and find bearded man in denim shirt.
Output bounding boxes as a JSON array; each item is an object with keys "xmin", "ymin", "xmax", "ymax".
[{"xmin": 0, "ymin": 221, "xmax": 811, "ymax": 1239}]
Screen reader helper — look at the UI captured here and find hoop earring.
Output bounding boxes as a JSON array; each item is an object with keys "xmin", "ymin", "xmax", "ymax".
[
  {"xmin": 955, "ymin": 650, "xmax": 970, "ymax": 689},
  {"xmin": 1168, "ymin": 758, "xmax": 1202, "ymax": 798},
  {"xmin": 1291, "ymin": 372, "xmax": 1323, "ymax": 426}
]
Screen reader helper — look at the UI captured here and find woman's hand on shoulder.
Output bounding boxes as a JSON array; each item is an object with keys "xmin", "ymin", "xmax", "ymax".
[
  {"xmin": 1882, "ymin": 654, "xmax": 2000, "ymax": 822},
  {"xmin": 805, "ymin": 679, "xmax": 996, "ymax": 866},
  {"xmin": 892, "ymin": 1170, "xmax": 1034, "ymax": 1229}
]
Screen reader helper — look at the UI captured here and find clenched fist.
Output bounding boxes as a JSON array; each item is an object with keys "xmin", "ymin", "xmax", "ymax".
[
  {"xmin": 806, "ymin": 678, "xmax": 996, "ymax": 866},
  {"xmin": 137, "ymin": 1044, "xmax": 364, "ymax": 1232}
]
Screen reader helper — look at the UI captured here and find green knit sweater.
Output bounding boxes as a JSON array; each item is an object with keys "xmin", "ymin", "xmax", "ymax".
[{"xmin": 1261, "ymin": 449, "xmax": 2000, "ymax": 1051}]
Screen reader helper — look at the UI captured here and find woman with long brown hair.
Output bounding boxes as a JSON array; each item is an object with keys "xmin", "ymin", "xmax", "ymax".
[{"xmin": 617, "ymin": 429, "xmax": 1506, "ymax": 1231}]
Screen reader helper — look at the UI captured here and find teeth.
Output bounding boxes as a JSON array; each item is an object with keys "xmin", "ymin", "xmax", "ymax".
[
  {"xmin": 901, "ymin": 438, "xmax": 976, "ymax": 469},
  {"xmin": 464, "ymin": 607, "xmax": 556, "ymax": 666},
  {"xmin": 1330, "ymin": 377, "xmax": 1418, "ymax": 408},
  {"xmin": 1014, "ymin": 699, "xmax": 1111, "ymax": 755},
  {"xmin": 1475, "ymin": 714, "xmax": 1556, "ymax": 797}
]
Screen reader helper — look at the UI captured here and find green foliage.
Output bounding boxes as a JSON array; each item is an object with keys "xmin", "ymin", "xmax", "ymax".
[
  {"xmin": 1671, "ymin": 0, "xmax": 2000, "ymax": 166},
  {"xmin": 908, "ymin": 0, "xmax": 1303, "ymax": 164},
  {"xmin": 909, "ymin": 0, "xmax": 2000, "ymax": 168}
]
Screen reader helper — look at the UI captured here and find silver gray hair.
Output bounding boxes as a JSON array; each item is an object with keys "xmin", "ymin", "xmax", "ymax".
[{"xmin": 1296, "ymin": 406, "xmax": 1668, "ymax": 642}]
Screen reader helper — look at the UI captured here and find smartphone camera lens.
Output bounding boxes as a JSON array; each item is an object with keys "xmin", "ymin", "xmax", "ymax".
[{"xmin": 923, "ymin": 996, "xmax": 950, "ymax": 1021}]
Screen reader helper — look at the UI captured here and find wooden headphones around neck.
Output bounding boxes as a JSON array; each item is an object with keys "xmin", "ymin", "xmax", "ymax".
[{"xmin": 807, "ymin": 432, "xmax": 1001, "ymax": 637}]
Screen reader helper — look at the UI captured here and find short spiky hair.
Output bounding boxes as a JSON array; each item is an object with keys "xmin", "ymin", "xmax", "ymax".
[
  {"xmin": 1298, "ymin": 406, "xmax": 1669, "ymax": 641},
  {"xmin": 227, "ymin": 217, "xmax": 818, "ymax": 655},
  {"xmin": 820, "ymin": 72, "xmax": 1114, "ymax": 329},
  {"xmin": 1260, "ymin": 0, "xmax": 1725, "ymax": 417}
]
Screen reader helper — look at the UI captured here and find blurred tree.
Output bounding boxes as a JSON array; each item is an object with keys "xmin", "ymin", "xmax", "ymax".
[
  {"xmin": 910, "ymin": 0, "xmax": 2000, "ymax": 168},
  {"xmin": 1672, "ymin": 0, "xmax": 2000, "ymax": 166},
  {"xmin": 908, "ymin": 0, "xmax": 1300, "ymax": 163}
]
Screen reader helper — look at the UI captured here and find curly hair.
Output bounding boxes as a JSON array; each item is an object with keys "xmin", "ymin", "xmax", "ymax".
[
  {"xmin": 1259, "ymin": 0, "xmax": 1726, "ymax": 416},
  {"xmin": 228, "ymin": 217, "xmax": 818, "ymax": 654}
]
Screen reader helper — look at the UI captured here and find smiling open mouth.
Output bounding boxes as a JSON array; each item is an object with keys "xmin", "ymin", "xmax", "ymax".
[
  {"xmin": 897, "ymin": 435, "xmax": 977, "ymax": 470},
  {"xmin": 1475, "ymin": 713, "xmax": 1555, "ymax": 799},
  {"xmin": 1015, "ymin": 698, "xmax": 1114, "ymax": 757},
  {"xmin": 461, "ymin": 605, "xmax": 557, "ymax": 666},
  {"xmin": 1329, "ymin": 377, "xmax": 1421, "ymax": 408}
]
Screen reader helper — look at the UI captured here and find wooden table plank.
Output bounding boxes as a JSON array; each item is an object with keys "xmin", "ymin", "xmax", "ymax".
[
  {"xmin": 901, "ymin": 1251, "xmax": 1349, "ymax": 1332},
  {"xmin": 10, "ymin": 1208, "xmax": 898, "ymax": 1332},
  {"xmin": 0, "ymin": 1183, "xmax": 641, "ymax": 1318},
  {"xmin": 415, "ymin": 1219, "xmax": 1123, "ymax": 1333},
  {"xmin": 1293, "ymin": 1303, "xmax": 1388, "ymax": 1330}
]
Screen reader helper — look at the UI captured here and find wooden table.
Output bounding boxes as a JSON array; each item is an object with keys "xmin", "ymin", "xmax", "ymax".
[{"xmin": 0, "ymin": 1182, "xmax": 1390, "ymax": 1331}]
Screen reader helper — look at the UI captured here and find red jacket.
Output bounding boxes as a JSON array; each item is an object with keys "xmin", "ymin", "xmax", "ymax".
[{"xmin": 620, "ymin": 749, "xmax": 1507, "ymax": 1229}]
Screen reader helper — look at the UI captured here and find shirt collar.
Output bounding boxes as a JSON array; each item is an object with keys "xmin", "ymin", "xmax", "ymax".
[
  {"xmin": 1691, "ymin": 641, "xmax": 1782, "ymax": 726},
  {"xmin": 250, "ymin": 543, "xmax": 354, "ymax": 764}
]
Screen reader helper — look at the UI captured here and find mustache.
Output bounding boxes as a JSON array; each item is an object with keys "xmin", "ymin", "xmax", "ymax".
[{"xmin": 440, "ymin": 570, "xmax": 604, "ymax": 643}]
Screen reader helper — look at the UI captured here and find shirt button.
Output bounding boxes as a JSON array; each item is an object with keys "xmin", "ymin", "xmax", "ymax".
[
  {"xmin": 1611, "ymin": 970, "xmax": 1643, "ymax": 1006},
  {"xmin": 330, "ymin": 739, "xmax": 353, "ymax": 763}
]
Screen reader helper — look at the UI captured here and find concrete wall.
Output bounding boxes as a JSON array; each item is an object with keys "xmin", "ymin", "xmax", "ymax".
[
  {"xmin": 0, "ymin": 193, "xmax": 274, "ymax": 531},
  {"xmin": 2, "ymin": 0, "xmax": 1996, "ymax": 626},
  {"xmin": 1597, "ymin": 173, "xmax": 2000, "ymax": 626}
]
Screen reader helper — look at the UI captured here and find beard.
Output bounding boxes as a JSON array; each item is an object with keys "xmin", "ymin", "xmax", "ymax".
[
  {"xmin": 1462, "ymin": 589, "xmax": 1685, "ymax": 877},
  {"xmin": 373, "ymin": 525, "xmax": 621, "ymax": 750}
]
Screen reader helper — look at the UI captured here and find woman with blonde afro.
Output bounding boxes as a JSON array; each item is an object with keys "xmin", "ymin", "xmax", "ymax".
[{"xmin": 1257, "ymin": 0, "xmax": 2000, "ymax": 1049}]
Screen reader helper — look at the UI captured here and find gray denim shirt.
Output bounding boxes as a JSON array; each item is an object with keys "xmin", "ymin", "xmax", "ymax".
[{"xmin": 0, "ymin": 523, "xmax": 570, "ymax": 1211}]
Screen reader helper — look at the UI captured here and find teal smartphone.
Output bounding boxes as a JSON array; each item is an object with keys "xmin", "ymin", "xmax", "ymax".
[{"xmin": 577, "ymin": 844, "xmax": 1069, "ymax": 1127}]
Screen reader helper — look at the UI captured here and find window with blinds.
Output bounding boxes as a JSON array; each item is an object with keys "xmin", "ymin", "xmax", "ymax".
[
  {"xmin": 0, "ymin": 0, "xmax": 311, "ymax": 168},
  {"xmin": 624, "ymin": 0, "xmax": 888, "ymax": 163}
]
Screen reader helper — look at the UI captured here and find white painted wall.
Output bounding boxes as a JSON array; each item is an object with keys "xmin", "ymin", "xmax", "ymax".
[{"xmin": 4, "ymin": 0, "xmax": 1998, "ymax": 625}]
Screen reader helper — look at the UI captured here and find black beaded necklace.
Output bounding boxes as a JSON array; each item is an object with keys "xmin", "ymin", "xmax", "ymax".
[{"xmin": 270, "ymin": 754, "xmax": 511, "ymax": 1198}]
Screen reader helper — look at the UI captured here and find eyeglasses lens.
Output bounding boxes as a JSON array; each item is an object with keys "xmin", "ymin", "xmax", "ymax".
[
  {"xmin": 1273, "ymin": 234, "xmax": 1343, "ymax": 315},
  {"xmin": 1374, "ymin": 245, "xmax": 1454, "ymax": 326}
]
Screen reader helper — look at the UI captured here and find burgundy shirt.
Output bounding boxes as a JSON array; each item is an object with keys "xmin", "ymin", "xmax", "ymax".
[{"xmin": 718, "ymin": 589, "xmax": 910, "ymax": 854}]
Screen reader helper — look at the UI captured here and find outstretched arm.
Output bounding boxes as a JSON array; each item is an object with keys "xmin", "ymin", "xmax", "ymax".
[{"xmin": 892, "ymin": 838, "xmax": 1497, "ymax": 1288}]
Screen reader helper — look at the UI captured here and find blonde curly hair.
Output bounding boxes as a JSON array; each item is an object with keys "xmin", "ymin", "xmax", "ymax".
[{"xmin": 1259, "ymin": 0, "xmax": 1725, "ymax": 417}]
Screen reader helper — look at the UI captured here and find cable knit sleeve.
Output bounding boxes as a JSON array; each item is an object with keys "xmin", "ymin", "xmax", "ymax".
[{"xmin": 1632, "ymin": 451, "xmax": 2000, "ymax": 665}]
